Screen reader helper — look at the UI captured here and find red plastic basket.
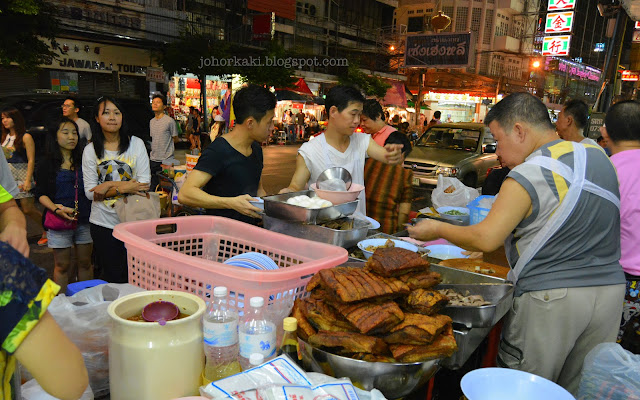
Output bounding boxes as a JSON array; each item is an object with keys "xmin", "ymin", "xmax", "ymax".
[{"xmin": 112, "ymin": 216, "xmax": 348, "ymax": 313}]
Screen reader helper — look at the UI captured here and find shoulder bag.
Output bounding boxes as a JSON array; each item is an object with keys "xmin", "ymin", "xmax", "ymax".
[
  {"xmin": 114, "ymin": 191, "xmax": 161, "ymax": 223},
  {"xmin": 44, "ymin": 170, "xmax": 78, "ymax": 231}
]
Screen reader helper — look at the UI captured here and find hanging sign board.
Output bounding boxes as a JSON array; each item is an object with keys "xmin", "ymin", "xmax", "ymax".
[
  {"xmin": 545, "ymin": 12, "xmax": 574, "ymax": 33},
  {"xmin": 404, "ymin": 32, "xmax": 474, "ymax": 68},
  {"xmin": 548, "ymin": 0, "xmax": 576, "ymax": 11},
  {"xmin": 621, "ymin": 71, "xmax": 640, "ymax": 81},
  {"xmin": 542, "ymin": 35, "xmax": 571, "ymax": 56}
]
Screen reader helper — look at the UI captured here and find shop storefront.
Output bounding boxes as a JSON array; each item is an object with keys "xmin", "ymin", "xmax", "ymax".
[
  {"xmin": 542, "ymin": 58, "xmax": 602, "ymax": 105},
  {"xmin": 1, "ymin": 37, "xmax": 162, "ymax": 99},
  {"xmin": 421, "ymin": 92, "xmax": 495, "ymax": 123}
]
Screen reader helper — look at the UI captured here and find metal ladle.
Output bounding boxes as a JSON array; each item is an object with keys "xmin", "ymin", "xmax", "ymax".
[
  {"xmin": 316, "ymin": 167, "xmax": 352, "ymax": 190},
  {"xmin": 142, "ymin": 300, "xmax": 180, "ymax": 325}
]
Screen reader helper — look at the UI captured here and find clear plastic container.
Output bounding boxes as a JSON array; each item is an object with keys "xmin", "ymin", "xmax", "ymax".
[
  {"xmin": 203, "ymin": 286, "xmax": 241, "ymax": 382},
  {"xmin": 238, "ymin": 297, "xmax": 276, "ymax": 370}
]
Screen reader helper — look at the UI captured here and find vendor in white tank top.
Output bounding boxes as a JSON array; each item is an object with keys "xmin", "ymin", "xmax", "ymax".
[{"xmin": 279, "ymin": 86, "xmax": 404, "ymax": 217}]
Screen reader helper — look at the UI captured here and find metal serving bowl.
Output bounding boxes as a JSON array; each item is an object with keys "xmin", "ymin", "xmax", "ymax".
[
  {"xmin": 299, "ymin": 338, "xmax": 441, "ymax": 399},
  {"xmin": 316, "ymin": 167, "xmax": 353, "ymax": 190}
]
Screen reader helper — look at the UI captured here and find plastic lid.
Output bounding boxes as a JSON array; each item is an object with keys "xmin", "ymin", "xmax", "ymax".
[
  {"xmin": 249, "ymin": 353, "xmax": 264, "ymax": 365},
  {"xmin": 213, "ymin": 286, "xmax": 228, "ymax": 297},
  {"xmin": 283, "ymin": 317, "xmax": 297, "ymax": 331},
  {"xmin": 249, "ymin": 297, "xmax": 264, "ymax": 307}
]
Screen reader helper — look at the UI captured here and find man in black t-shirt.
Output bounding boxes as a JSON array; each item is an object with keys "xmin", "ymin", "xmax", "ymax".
[{"xmin": 178, "ymin": 85, "xmax": 276, "ymax": 224}]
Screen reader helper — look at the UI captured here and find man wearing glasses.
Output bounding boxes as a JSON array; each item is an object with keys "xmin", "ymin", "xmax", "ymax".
[{"xmin": 62, "ymin": 97, "xmax": 92, "ymax": 141}]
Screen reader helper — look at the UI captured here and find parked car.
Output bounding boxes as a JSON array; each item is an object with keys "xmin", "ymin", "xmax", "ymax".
[
  {"xmin": 0, "ymin": 94, "xmax": 153, "ymax": 158},
  {"xmin": 404, "ymin": 123, "xmax": 500, "ymax": 189}
]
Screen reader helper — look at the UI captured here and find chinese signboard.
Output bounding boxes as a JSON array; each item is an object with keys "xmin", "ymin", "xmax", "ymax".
[
  {"xmin": 621, "ymin": 71, "xmax": 640, "ymax": 81},
  {"xmin": 405, "ymin": 32, "xmax": 474, "ymax": 68},
  {"xmin": 146, "ymin": 67, "xmax": 165, "ymax": 83},
  {"xmin": 633, "ymin": 31, "xmax": 640, "ymax": 43},
  {"xmin": 548, "ymin": 0, "xmax": 576, "ymax": 11},
  {"xmin": 545, "ymin": 12, "xmax": 574, "ymax": 33},
  {"xmin": 542, "ymin": 36, "xmax": 571, "ymax": 56}
]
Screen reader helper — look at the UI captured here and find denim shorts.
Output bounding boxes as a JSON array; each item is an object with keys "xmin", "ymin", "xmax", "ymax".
[{"xmin": 47, "ymin": 223, "xmax": 93, "ymax": 249}]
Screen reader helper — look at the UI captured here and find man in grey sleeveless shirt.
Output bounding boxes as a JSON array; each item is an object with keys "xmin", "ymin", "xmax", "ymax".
[{"xmin": 409, "ymin": 93, "xmax": 625, "ymax": 395}]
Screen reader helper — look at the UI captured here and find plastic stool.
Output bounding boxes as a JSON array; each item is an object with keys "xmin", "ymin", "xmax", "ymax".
[{"xmin": 65, "ymin": 279, "xmax": 108, "ymax": 296}]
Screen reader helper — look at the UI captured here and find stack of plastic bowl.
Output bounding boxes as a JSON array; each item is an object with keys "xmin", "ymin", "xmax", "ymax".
[
  {"xmin": 223, "ymin": 252, "xmax": 279, "ymax": 270},
  {"xmin": 310, "ymin": 183, "xmax": 365, "ymax": 205}
]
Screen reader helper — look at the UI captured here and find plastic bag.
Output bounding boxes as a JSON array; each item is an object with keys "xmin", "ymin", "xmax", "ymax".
[
  {"xmin": 45, "ymin": 284, "xmax": 144, "ymax": 397},
  {"xmin": 577, "ymin": 342, "xmax": 640, "ymax": 400},
  {"xmin": 21, "ymin": 379, "xmax": 93, "ymax": 400},
  {"xmin": 431, "ymin": 175, "xmax": 480, "ymax": 210}
]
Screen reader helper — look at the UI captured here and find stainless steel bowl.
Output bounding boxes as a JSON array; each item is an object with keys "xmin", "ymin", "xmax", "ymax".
[
  {"xmin": 316, "ymin": 167, "xmax": 352, "ymax": 190},
  {"xmin": 299, "ymin": 338, "xmax": 441, "ymax": 399}
]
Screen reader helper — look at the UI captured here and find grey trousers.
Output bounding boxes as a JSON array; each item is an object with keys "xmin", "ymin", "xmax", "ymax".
[{"xmin": 497, "ymin": 284, "xmax": 625, "ymax": 395}]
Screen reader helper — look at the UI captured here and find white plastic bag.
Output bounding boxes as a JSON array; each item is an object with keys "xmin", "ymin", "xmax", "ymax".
[
  {"xmin": 577, "ymin": 343, "xmax": 640, "ymax": 400},
  {"xmin": 21, "ymin": 379, "xmax": 93, "ymax": 400},
  {"xmin": 431, "ymin": 175, "xmax": 480, "ymax": 210},
  {"xmin": 45, "ymin": 284, "xmax": 144, "ymax": 397}
]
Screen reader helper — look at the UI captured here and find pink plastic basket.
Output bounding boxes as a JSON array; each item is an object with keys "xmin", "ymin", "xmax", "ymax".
[{"xmin": 112, "ymin": 216, "xmax": 348, "ymax": 313}]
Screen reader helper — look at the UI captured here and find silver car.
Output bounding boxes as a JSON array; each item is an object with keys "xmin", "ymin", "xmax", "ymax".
[{"xmin": 404, "ymin": 123, "xmax": 500, "ymax": 188}]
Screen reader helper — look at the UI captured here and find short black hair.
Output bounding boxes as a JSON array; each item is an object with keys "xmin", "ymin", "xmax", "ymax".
[
  {"xmin": 596, "ymin": 136, "xmax": 604, "ymax": 143},
  {"xmin": 385, "ymin": 131, "xmax": 412, "ymax": 157},
  {"xmin": 65, "ymin": 96, "xmax": 80, "ymax": 110},
  {"xmin": 152, "ymin": 93, "xmax": 167, "ymax": 105},
  {"xmin": 325, "ymin": 85, "xmax": 364, "ymax": 115},
  {"xmin": 484, "ymin": 92, "xmax": 554, "ymax": 132},
  {"xmin": 604, "ymin": 100, "xmax": 640, "ymax": 142},
  {"xmin": 563, "ymin": 99, "xmax": 589, "ymax": 129},
  {"xmin": 233, "ymin": 84, "xmax": 276, "ymax": 124},
  {"xmin": 362, "ymin": 99, "xmax": 384, "ymax": 121},
  {"xmin": 433, "ymin": 111, "xmax": 441, "ymax": 119}
]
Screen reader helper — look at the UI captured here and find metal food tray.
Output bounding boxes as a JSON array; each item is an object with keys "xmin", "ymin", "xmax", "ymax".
[
  {"xmin": 442, "ymin": 326, "xmax": 493, "ymax": 369},
  {"xmin": 263, "ymin": 215, "xmax": 370, "ymax": 249},
  {"xmin": 436, "ymin": 283, "xmax": 514, "ymax": 328},
  {"xmin": 431, "ymin": 264, "xmax": 507, "ymax": 285},
  {"xmin": 263, "ymin": 190, "xmax": 358, "ymax": 224}
]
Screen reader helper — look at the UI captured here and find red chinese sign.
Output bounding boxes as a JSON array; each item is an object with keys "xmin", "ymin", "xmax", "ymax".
[
  {"xmin": 542, "ymin": 36, "xmax": 571, "ymax": 56},
  {"xmin": 548, "ymin": 0, "xmax": 576, "ymax": 11},
  {"xmin": 545, "ymin": 12, "xmax": 574, "ymax": 33},
  {"xmin": 621, "ymin": 71, "xmax": 640, "ymax": 81}
]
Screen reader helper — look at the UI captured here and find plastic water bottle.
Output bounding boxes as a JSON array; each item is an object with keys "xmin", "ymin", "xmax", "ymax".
[
  {"xmin": 203, "ymin": 286, "xmax": 241, "ymax": 382},
  {"xmin": 249, "ymin": 353, "xmax": 265, "ymax": 367},
  {"xmin": 238, "ymin": 297, "xmax": 276, "ymax": 370}
]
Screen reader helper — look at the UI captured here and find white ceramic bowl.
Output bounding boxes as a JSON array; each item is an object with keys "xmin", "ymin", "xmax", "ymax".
[
  {"xmin": 424, "ymin": 244, "xmax": 469, "ymax": 260},
  {"xmin": 436, "ymin": 206, "xmax": 471, "ymax": 225},
  {"xmin": 461, "ymin": 368, "xmax": 575, "ymax": 400},
  {"xmin": 357, "ymin": 238, "xmax": 419, "ymax": 260}
]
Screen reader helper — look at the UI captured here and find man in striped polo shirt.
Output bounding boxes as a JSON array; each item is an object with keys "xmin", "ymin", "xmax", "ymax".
[{"xmin": 409, "ymin": 92, "xmax": 625, "ymax": 395}]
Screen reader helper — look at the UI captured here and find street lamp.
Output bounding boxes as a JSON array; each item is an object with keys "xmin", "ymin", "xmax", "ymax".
[{"xmin": 532, "ymin": 60, "xmax": 541, "ymax": 69}]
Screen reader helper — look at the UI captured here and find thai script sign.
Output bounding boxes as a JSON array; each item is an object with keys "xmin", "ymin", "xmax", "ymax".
[
  {"xmin": 545, "ymin": 12, "xmax": 574, "ymax": 33},
  {"xmin": 548, "ymin": 0, "xmax": 576, "ymax": 11},
  {"xmin": 542, "ymin": 35, "xmax": 571, "ymax": 56},
  {"xmin": 405, "ymin": 32, "xmax": 474, "ymax": 68},
  {"xmin": 556, "ymin": 60, "xmax": 601, "ymax": 82}
]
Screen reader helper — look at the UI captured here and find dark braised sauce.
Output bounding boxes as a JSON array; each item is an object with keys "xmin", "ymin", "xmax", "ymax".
[{"xmin": 126, "ymin": 312, "xmax": 190, "ymax": 322}]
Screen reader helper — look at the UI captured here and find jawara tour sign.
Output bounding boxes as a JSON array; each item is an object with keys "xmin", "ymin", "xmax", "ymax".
[{"xmin": 405, "ymin": 32, "xmax": 474, "ymax": 68}]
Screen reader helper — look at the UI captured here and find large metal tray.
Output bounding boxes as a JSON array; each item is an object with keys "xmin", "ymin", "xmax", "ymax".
[
  {"xmin": 263, "ymin": 215, "xmax": 369, "ymax": 248},
  {"xmin": 442, "ymin": 325, "xmax": 494, "ymax": 369},
  {"xmin": 263, "ymin": 190, "xmax": 358, "ymax": 224},
  {"xmin": 431, "ymin": 264, "xmax": 507, "ymax": 285},
  {"xmin": 436, "ymin": 283, "xmax": 514, "ymax": 328}
]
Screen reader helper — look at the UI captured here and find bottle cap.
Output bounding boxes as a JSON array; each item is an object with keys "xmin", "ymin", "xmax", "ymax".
[
  {"xmin": 249, "ymin": 297, "xmax": 264, "ymax": 307},
  {"xmin": 283, "ymin": 317, "xmax": 297, "ymax": 331},
  {"xmin": 249, "ymin": 353, "xmax": 264, "ymax": 365},
  {"xmin": 213, "ymin": 286, "xmax": 228, "ymax": 297}
]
